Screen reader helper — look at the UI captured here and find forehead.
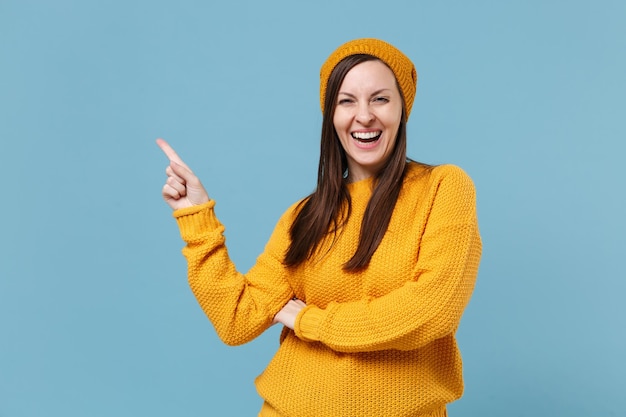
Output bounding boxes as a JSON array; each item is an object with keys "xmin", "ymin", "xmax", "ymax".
[{"xmin": 339, "ymin": 60, "xmax": 398, "ymax": 92}]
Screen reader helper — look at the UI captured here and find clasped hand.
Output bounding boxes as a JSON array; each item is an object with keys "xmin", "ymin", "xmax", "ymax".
[{"xmin": 273, "ymin": 299, "xmax": 307, "ymax": 330}]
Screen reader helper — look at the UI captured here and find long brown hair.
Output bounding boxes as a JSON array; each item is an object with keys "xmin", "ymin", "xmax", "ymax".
[{"xmin": 284, "ymin": 54, "xmax": 410, "ymax": 271}]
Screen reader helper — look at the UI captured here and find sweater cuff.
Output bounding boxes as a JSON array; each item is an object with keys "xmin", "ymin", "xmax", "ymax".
[
  {"xmin": 295, "ymin": 305, "xmax": 326, "ymax": 342},
  {"xmin": 173, "ymin": 200, "xmax": 222, "ymax": 242}
]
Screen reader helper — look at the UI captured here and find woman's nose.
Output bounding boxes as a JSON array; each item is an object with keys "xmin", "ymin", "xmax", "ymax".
[{"xmin": 355, "ymin": 103, "xmax": 374, "ymax": 124}]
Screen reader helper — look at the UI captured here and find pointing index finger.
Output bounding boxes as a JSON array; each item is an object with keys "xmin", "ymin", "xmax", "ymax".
[{"xmin": 156, "ymin": 138, "xmax": 189, "ymax": 168}]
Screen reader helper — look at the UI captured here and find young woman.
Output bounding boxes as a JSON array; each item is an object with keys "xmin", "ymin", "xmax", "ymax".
[{"xmin": 158, "ymin": 38, "xmax": 482, "ymax": 417}]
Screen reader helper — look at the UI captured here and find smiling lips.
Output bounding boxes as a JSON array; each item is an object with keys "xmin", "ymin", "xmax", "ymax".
[{"xmin": 351, "ymin": 130, "xmax": 382, "ymax": 143}]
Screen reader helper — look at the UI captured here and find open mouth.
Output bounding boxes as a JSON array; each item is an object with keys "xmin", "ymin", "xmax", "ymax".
[{"xmin": 351, "ymin": 131, "xmax": 382, "ymax": 143}]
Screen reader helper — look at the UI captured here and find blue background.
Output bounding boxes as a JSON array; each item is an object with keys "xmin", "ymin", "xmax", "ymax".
[{"xmin": 1, "ymin": 0, "xmax": 625, "ymax": 415}]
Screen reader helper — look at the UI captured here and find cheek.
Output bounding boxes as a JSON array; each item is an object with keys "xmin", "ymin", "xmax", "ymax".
[
  {"xmin": 333, "ymin": 124, "xmax": 352, "ymax": 145},
  {"xmin": 332, "ymin": 110, "xmax": 347, "ymax": 132},
  {"xmin": 385, "ymin": 124, "xmax": 401, "ymax": 151}
]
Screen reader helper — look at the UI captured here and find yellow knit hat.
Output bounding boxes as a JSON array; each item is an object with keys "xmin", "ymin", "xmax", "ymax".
[{"xmin": 320, "ymin": 38, "xmax": 418, "ymax": 119}]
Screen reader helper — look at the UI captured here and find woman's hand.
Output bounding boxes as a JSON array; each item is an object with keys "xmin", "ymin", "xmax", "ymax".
[
  {"xmin": 156, "ymin": 138, "xmax": 210, "ymax": 210},
  {"xmin": 273, "ymin": 298, "xmax": 307, "ymax": 330}
]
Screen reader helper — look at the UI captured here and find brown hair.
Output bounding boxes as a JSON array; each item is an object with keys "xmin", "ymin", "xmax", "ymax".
[{"xmin": 284, "ymin": 54, "xmax": 413, "ymax": 271}]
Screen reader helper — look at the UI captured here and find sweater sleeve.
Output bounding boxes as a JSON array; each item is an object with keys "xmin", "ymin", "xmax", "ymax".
[
  {"xmin": 174, "ymin": 200, "xmax": 294, "ymax": 346},
  {"xmin": 294, "ymin": 166, "xmax": 482, "ymax": 352}
]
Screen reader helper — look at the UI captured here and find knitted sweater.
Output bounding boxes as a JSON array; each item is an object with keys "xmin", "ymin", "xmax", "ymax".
[{"xmin": 173, "ymin": 163, "xmax": 482, "ymax": 417}]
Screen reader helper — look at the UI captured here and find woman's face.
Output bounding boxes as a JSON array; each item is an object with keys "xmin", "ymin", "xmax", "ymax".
[{"xmin": 333, "ymin": 60, "xmax": 403, "ymax": 182}]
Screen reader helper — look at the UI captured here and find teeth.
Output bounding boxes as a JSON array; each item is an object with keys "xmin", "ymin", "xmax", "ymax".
[{"xmin": 352, "ymin": 131, "xmax": 381, "ymax": 140}]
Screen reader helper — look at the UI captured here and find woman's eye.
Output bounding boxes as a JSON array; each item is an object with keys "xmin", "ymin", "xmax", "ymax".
[
  {"xmin": 373, "ymin": 96, "xmax": 389, "ymax": 103},
  {"xmin": 338, "ymin": 98, "xmax": 354, "ymax": 105}
]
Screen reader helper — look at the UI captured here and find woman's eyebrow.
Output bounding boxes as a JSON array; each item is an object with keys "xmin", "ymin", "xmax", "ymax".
[
  {"xmin": 338, "ymin": 88, "xmax": 392, "ymax": 97},
  {"xmin": 370, "ymin": 88, "xmax": 392, "ymax": 96}
]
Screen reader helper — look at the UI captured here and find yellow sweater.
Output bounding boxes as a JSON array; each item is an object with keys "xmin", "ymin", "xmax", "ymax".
[{"xmin": 173, "ymin": 163, "xmax": 482, "ymax": 417}]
